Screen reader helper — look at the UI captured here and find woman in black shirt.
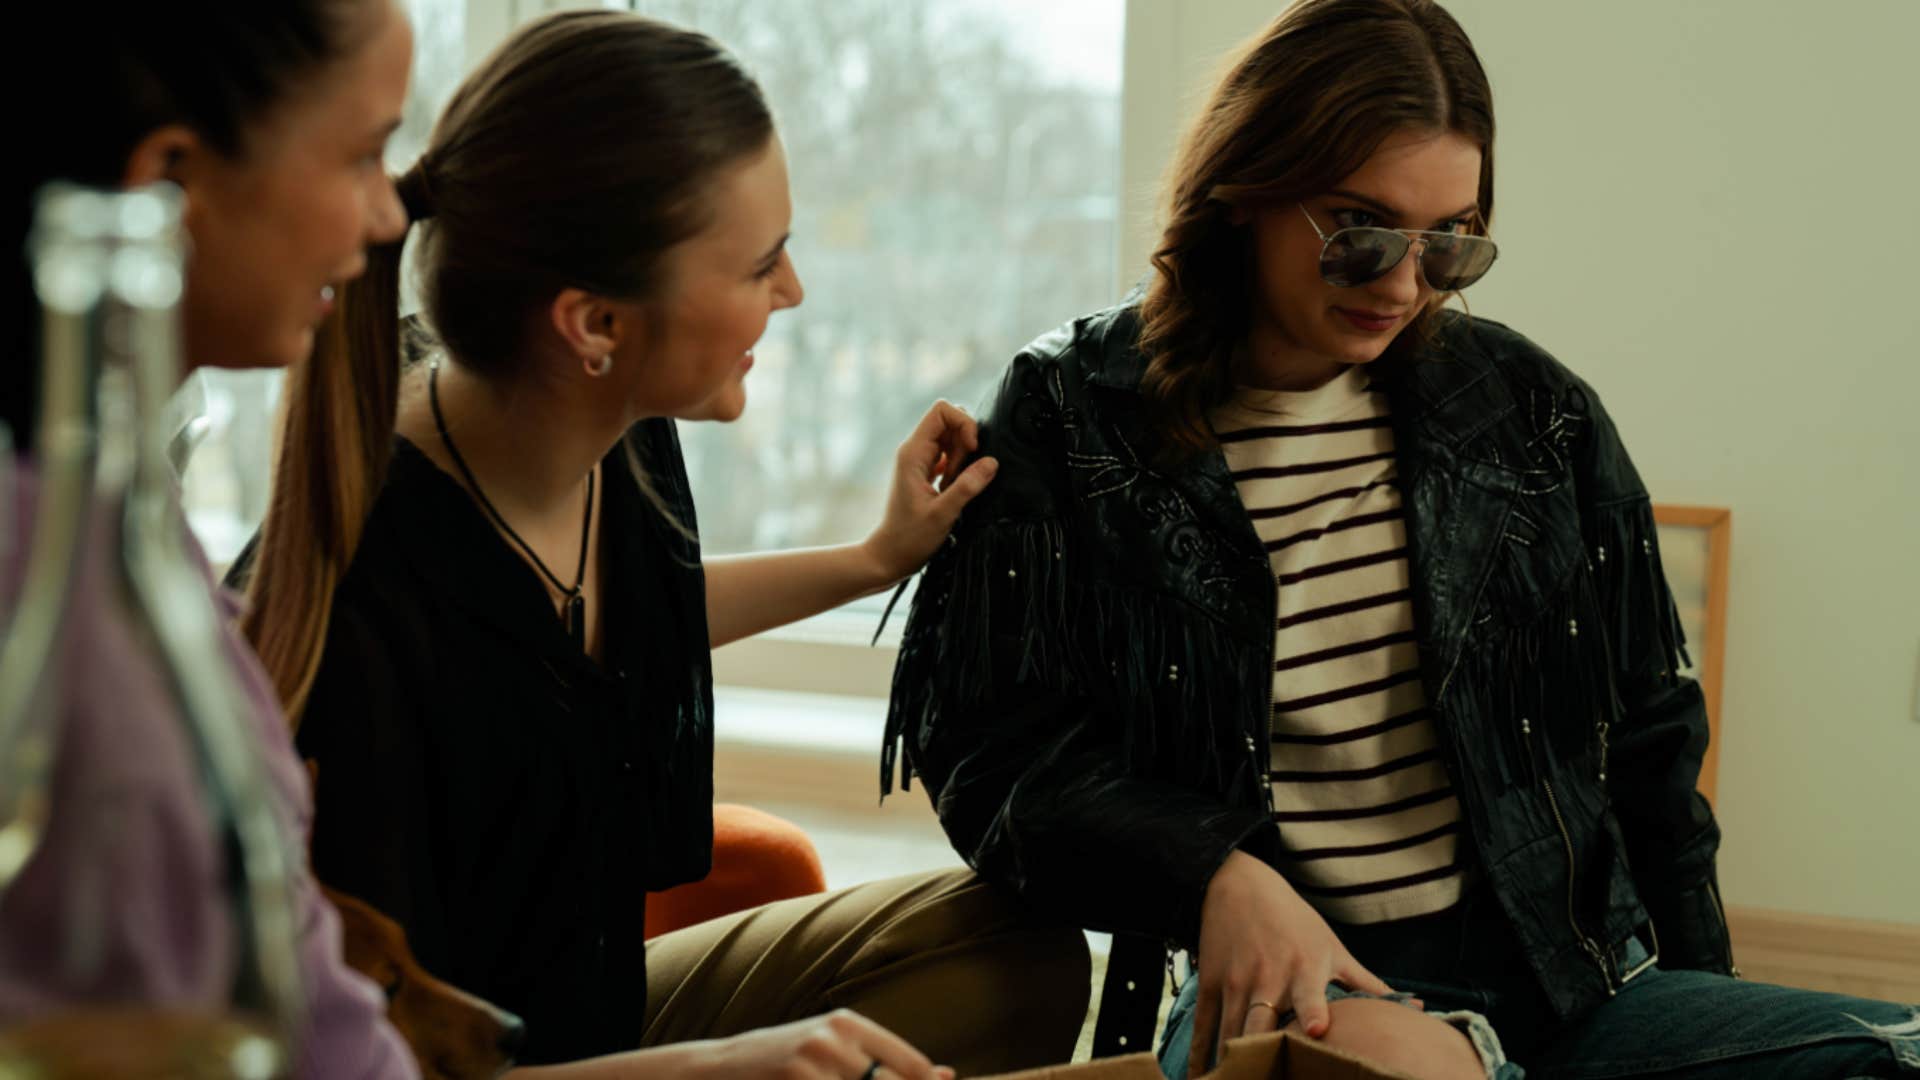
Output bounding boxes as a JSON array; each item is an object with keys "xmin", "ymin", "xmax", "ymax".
[{"xmin": 241, "ymin": 11, "xmax": 1088, "ymax": 1077}]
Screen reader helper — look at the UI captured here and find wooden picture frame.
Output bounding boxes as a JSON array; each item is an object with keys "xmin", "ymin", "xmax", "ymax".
[{"xmin": 1652, "ymin": 505, "xmax": 1732, "ymax": 803}]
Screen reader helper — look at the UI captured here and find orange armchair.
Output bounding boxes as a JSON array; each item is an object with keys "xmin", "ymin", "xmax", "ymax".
[{"xmin": 643, "ymin": 804, "xmax": 828, "ymax": 939}]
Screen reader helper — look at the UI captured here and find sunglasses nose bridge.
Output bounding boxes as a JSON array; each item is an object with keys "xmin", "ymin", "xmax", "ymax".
[
  {"xmin": 1350, "ymin": 229, "xmax": 1420, "ymax": 282},
  {"xmin": 1404, "ymin": 231, "xmax": 1465, "ymax": 291},
  {"xmin": 1380, "ymin": 229, "xmax": 1425, "ymax": 276},
  {"xmin": 1375, "ymin": 236, "xmax": 1426, "ymax": 296},
  {"xmin": 1403, "ymin": 229, "xmax": 1436, "ymax": 261}
]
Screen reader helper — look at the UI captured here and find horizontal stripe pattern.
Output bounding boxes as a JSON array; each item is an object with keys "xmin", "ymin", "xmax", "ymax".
[
  {"xmin": 1284, "ymin": 820, "xmax": 1461, "ymax": 862},
  {"xmin": 1246, "ymin": 479, "xmax": 1399, "ymax": 522},
  {"xmin": 1272, "ymin": 707, "xmax": 1428, "ymax": 746},
  {"xmin": 1213, "ymin": 369, "xmax": 1464, "ymax": 924},
  {"xmin": 1216, "ymin": 415, "xmax": 1392, "ymax": 442}
]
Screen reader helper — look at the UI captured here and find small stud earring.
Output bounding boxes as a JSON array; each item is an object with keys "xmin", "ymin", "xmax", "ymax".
[{"xmin": 585, "ymin": 354, "xmax": 613, "ymax": 377}]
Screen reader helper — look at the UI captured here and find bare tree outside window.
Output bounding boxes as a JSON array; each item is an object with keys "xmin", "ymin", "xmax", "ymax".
[{"xmin": 630, "ymin": 0, "xmax": 1123, "ymax": 632}]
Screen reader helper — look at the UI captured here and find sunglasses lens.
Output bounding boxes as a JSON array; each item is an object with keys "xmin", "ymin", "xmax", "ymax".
[
  {"xmin": 1319, "ymin": 228, "xmax": 1409, "ymax": 287},
  {"xmin": 1420, "ymin": 234, "xmax": 1498, "ymax": 291}
]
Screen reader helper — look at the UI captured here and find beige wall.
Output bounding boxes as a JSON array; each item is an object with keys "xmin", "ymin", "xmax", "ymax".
[{"xmin": 1120, "ymin": 0, "xmax": 1920, "ymax": 923}]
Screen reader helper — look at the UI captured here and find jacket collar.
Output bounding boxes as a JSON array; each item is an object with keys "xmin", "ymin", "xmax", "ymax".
[
  {"xmin": 1079, "ymin": 304, "xmax": 1523, "ymax": 680},
  {"xmin": 1081, "ymin": 305, "xmax": 1516, "ymax": 451}
]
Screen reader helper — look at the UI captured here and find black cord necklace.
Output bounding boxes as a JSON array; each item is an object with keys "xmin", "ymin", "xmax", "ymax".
[{"xmin": 429, "ymin": 361, "xmax": 594, "ymax": 645}]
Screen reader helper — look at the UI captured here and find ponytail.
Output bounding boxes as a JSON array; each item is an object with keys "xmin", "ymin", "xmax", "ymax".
[{"xmin": 241, "ymin": 162, "xmax": 427, "ymax": 725}]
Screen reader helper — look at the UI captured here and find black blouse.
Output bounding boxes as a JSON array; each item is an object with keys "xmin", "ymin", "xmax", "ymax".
[{"xmin": 296, "ymin": 424, "xmax": 714, "ymax": 1064}]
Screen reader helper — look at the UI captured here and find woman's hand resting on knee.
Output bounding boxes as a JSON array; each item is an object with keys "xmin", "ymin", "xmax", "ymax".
[{"xmin": 1189, "ymin": 852, "xmax": 1396, "ymax": 1078}]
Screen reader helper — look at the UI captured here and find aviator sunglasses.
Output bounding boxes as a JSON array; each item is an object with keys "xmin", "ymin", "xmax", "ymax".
[{"xmin": 1298, "ymin": 202, "xmax": 1498, "ymax": 292}]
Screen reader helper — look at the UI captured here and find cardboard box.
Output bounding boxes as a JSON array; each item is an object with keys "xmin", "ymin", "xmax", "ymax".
[{"xmin": 979, "ymin": 1031, "xmax": 1417, "ymax": 1080}]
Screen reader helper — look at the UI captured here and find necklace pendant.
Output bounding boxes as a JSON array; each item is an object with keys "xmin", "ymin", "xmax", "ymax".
[{"xmin": 566, "ymin": 593, "xmax": 586, "ymax": 645}]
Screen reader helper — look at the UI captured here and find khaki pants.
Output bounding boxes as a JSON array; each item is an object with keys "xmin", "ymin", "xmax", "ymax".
[{"xmin": 642, "ymin": 868, "xmax": 1090, "ymax": 1074}]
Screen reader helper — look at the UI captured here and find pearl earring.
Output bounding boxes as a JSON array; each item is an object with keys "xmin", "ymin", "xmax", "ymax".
[{"xmin": 585, "ymin": 354, "xmax": 613, "ymax": 377}]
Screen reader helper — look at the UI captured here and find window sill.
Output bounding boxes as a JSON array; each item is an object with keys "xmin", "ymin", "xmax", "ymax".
[
  {"xmin": 712, "ymin": 683, "xmax": 887, "ymax": 758},
  {"xmin": 711, "ymin": 631, "xmax": 901, "ymax": 700},
  {"xmin": 708, "ymin": 684, "xmax": 952, "ymax": 888}
]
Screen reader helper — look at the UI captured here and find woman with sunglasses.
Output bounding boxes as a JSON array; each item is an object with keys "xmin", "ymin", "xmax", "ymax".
[{"xmin": 885, "ymin": 1, "xmax": 1918, "ymax": 1077}]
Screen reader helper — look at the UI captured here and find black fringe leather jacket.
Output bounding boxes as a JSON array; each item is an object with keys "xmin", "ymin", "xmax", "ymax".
[{"xmin": 882, "ymin": 303, "xmax": 1734, "ymax": 1055}]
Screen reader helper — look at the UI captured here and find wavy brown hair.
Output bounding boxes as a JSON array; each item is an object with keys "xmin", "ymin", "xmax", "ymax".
[
  {"xmin": 1138, "ymin": 0, "xmax": 1494, "ymax": 454},
  {"xmin": 242, "ymin": 10, "xmax": 772, "ymax": 723}
]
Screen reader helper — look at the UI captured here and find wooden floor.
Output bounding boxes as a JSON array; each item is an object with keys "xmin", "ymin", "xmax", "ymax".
[{"xmin": 1727, "ymin": 906, "xmax": 1920, "ymax": 1003}]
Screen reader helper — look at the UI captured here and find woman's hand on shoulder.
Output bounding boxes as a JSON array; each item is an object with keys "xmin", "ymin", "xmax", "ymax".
[
  {"xmin": 861, "ymin": 400, "xmax": 998, "ymax": 585},
  {"xmin": 1189, "ymin": 851, "xmax": 1394, "ymax": 1077}
]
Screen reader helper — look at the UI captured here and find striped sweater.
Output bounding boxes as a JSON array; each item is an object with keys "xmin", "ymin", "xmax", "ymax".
[{"xmin": 1212, "ymin": 366, "xmax": 1467, "ymax": 925}]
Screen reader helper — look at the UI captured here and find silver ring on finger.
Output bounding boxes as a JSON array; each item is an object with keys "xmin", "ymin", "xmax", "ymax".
[{"xmin": 1247, "ymin": 1000, "xmax": 1281, "ymax": 1017}]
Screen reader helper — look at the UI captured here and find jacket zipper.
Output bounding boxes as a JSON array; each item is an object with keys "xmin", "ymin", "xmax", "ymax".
[
  {"xmin": 1247, "ymin": 732, "xmax": 1270, "ymax": 811},
  {"xmin": 1705, "ymin": 879, "xmax": 1741, "ymax": 977},
  {"xmin": 1523, "ymin": 716, "xmax": 1614, "ymax": 992},
  {"xmin": 1249, "ymin": 706, "xmax": 1274, "ymax": 813},
  {"xmin": 1253, "ymin": 568, "xmax": 1277, "ymax": 813}
]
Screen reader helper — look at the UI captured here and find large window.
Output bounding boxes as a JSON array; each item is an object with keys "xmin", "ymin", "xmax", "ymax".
[
  {"xmin": 627, "ymin": 0, "xmax": 1123, "ymax": 656},
  {"xmin": 184, "ymin": 0, "xmax": 1124, "ymax": 670},
  {"xmin": 626, "ymin": 0, "xmax": 1123, "ymax": 567}
]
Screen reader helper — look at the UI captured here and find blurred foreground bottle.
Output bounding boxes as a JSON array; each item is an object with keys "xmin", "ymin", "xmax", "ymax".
[{"xmin": 0, "ymin": 184, "xmax": 302, "ymax": 1079}]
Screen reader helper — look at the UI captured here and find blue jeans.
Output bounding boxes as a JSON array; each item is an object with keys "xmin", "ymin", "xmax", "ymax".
[{"xmin": 1157, "ymin": 888, "xmax": 1918, "ymax": 1079}]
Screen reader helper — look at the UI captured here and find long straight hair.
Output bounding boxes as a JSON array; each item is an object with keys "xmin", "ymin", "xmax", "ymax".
[
  {"xmin": 243, "ymin": 11, "xmax": 773, "ymax": 723},
  {"xmin": 1137, "ymin": 0, "xmax": 1495, "ymax": 454}
]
